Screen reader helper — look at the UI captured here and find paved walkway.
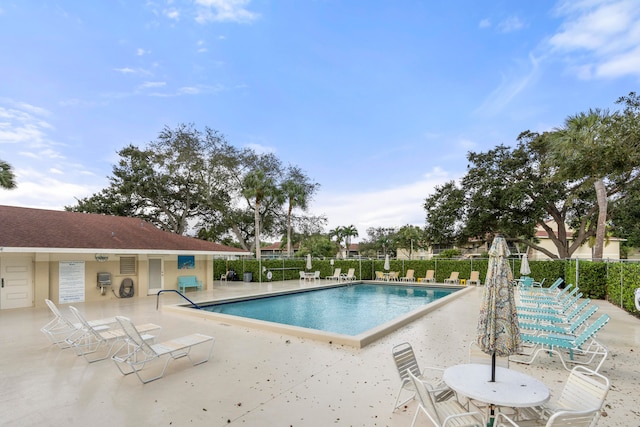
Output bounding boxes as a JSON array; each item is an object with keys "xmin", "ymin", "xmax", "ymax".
[{"xmin": 1, "ymin": 281, "xmax": 638, "ymax": 426}]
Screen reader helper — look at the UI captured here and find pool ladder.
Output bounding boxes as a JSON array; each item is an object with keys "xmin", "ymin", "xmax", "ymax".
[{"xmin": 156, "ymin": 289, "xmax": 202, "ymax": 310}]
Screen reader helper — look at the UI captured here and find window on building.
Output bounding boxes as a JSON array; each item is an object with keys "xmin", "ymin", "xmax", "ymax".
[{"xmin": 120, "ymin": 256, "xmax": 136, "ymax": 274}]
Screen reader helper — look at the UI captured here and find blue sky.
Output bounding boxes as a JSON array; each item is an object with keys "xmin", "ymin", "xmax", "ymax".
[{"xmin": 1, "ymin": 0, "xmax": 639, "ymax": 241}]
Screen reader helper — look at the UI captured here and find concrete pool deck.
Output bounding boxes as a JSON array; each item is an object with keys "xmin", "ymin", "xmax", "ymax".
[{"xmin": 2, "ymin": 280, "xmax": 639, "ymax": 426}]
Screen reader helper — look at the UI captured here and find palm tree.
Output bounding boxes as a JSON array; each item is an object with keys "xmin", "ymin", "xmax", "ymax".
[
  {"xmin": 341, "ymin": 224, "xmax": 359, "ymax": 259},
  {"xmin": 242, "ymin": 169, "xmax": 278, "ymax": 260},
  {"xmin": 551, "ymin": 109, "xmax": 611, "ymax": 259},
  {"xmin": 0, "ymin": 160, "xmax": 17, "ymax": 189},
  {"xmin": 280, "ymin": 166, "xmax": 319, "ymax": 257},
  {"xmin": 328, "ymin": 227, "xmax": 344, "ymax": 258}
]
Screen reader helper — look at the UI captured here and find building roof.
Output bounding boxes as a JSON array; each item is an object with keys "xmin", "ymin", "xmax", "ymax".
[
  {"xmin": 262, "ymin": 242, "xmax": 300, "ymax": 251},
  {"xmin": 0, "ymin": 205, "xmax": 249, "ymax": 255}
]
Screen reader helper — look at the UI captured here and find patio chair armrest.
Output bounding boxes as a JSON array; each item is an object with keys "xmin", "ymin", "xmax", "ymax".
[{"xmin": 421, "ymin": 365, "xmax": 446, "ymax": 374}]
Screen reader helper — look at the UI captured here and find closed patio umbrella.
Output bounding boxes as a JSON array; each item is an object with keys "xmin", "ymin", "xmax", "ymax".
[
  {"xmin": 383, "ymin": 254, "xmax": 390, "ymax": 271},
  {"xmin": 520, "ymin": 252, "xmax": 531, "ymax": 276},
  {"xmin": 476, "ymin": 235, "xmax": 521, "ymax": 382},
  {"xmin": 306, "ymin": 254, "xmax": 312, "ymax": 270}
]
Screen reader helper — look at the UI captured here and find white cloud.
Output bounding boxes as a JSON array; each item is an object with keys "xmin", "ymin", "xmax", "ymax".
[
  {"xmin": 313, "ymin": 168, "xmax": 453, "ymax": 240},
  {"xmin": 136, "ymin": 48, "xmax": 150, "ymax": 56},
  {"xmin": 0, "ymin": 167, "xmax": 101, "ymax": 211},
  {"xmin": 498, "ymin": 16, "xmax": 525, "ymax": 33},
  {"xmin": 139, "ymin": 81, "xmax": 166, "ymax": 89},
  {"xmin": 244, "ymin": 142, "xmax": 276, "ymax": 154},
  {"xmin": 474, "ymin": 53, "xmax": 541, "ymax": 116},
  {"xmin": 0, "ymin": 100, "xmax": 110, "ymax": 211},
  {"xmin": 178, "ymin": 86, "xmax": 201, "ymax": 95},
  {"xmin": 195, "ymin": 0, "xmax": 259, "ymax": 24},
  {"xmin": 114, "ymin": 67, "xmax": 137, "ymax": 74},
  {"xmin": 597, "ymin": 45, "xmax": 640, "ymax": 77},
  {"xmin": 0, "ymin": 103, "xmax": 53, "ymax": 146},
  {"xmin": 479, "ymin": 18, "xmax": 491, "ymax": 29},
  {"xmin": 549, "ymin": 0, "xmax": 640, "ymax": 78},
  {"xmin": 163, "ymin": 7, "xmax": 180, "ymax": 20}
]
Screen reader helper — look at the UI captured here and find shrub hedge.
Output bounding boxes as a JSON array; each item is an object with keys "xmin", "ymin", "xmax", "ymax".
[{"xmin": 213, "ymin": 258, "xmax": 640, "ymax": 318}]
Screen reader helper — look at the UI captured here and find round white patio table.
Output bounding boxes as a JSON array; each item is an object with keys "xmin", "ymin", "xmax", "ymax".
[{"xmin": 443, "ymin": 363, "xmax": 550, "ymax": 409}]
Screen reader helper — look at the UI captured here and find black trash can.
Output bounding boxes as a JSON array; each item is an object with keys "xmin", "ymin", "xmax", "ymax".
[{"xmin": 243, "ymin": 272, "xmax": 253, "ymax": 282}]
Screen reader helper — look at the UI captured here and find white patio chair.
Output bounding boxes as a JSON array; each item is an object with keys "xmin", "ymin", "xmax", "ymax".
[
  {"xmin": 400, "ymin": 269, "xmax": 415, "ymax": 282},
  {"xmin": 111, "ymin": 316, "xmax": 215, "ymax": 384},
  {"xmin": 340, "ymin": 268, "xmax": 356, "ymax": 281},
  {"xmin": 40, "ymin": 299, "xmax": 114, "ymax": 348},
  {"xmin": 467, "ymin": 271, "xmax": 481, "ymax": 286},
  {"xmin": 391, "ymin": 342, "xmax": 454, "ymax": 411},
  {"xmin": 325, "ymin": 268, "xmax": 341, "ymax": 281},
  {"xmin": 67, "ymin": 306, "xmax": 161, "ymax": 363},
  {"xmin": 423, "ymin": 270, "xmax": 436, "ymax": 283},
  {"xmin": 496, "ymin": 365, "xmax": 609, "ymax": 426},
  {"xmin": 409, "ymin": 371, "xmax": 485, "ymax": 427},
  {"xmin": 494, "ymin": 408, "xmax": 600, "ymax": 426},
  {"xmin": 444, "ymin": 272, "xmax": 460, "ymax": 284}
]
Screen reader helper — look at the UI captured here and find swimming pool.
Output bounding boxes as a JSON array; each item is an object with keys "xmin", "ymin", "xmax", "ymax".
[
  {"xmin": 201, "ymin": 284, "xmax": 459, "ymax": 335},
  {"xmin": 165, "ymin": 282, "xmax": 471, "ymax": 348}
]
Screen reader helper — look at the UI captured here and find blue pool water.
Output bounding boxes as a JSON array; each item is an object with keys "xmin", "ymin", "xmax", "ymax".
[{"xmin": 201, "ymin": 284, "xmax": 459, "ymax": 336}]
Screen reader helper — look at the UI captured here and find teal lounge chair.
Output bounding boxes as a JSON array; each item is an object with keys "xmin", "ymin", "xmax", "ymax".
[
  {"xmin": 518, "ymin": 284, "xmax": 576, "ymax": 307},
  {"xmin": 511, "ymin": 314, "xmax": 610, "ymax": 373},
  {"xmin": 519, "ymin": 304, "xmax": 598, "ymax": 336},
  {"xmin": 518, "ymin": 291, "xmax": 582, "ymax": 316}
]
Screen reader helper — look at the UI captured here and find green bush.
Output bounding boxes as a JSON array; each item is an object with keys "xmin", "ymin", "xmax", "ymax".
[{"xmin": 211, "ymin": 257, "xmax": 640, "ymax": 318}]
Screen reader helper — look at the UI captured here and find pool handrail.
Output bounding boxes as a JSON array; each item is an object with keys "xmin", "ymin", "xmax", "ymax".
[{"xmin": 156, "ymin": 289, "xmax": 202, "ymax": 310}]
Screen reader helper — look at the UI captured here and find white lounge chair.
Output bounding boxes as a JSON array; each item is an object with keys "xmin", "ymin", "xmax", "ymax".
[
  {"xmin": 41, "ymin": 299, "xmax": 115, "ymax": 348},
  {"xmin": 340, "ymin": 268, "xmax": 356, "ymax": 281},
  {"xmin": 112, "ymin": 316, "xmax": 215, "ymax": 384},
  {"xmin": 467, "ymin": 271, "xmax": 481, "ymax": 286},
  {"xmin": 443, "ymin": 272, "xmax": 459, "ymax": 284},
  {"xmin": 325, "ymin": 268, "xmax": 341, "ymax": 281},
  {"xmin": 67, "ymin": 306, "xmax": 160, "ymax": 363},
  {"xmin": 391, "ymin": 342, "xmax": 454, "ymax": 411},
  {"xmin": 423, "ymin": 270, "xmax": 435, "ymax": 283},
  {"xmin": 400, "ymin": 269, "xmax": 415, "ymax": 282}
]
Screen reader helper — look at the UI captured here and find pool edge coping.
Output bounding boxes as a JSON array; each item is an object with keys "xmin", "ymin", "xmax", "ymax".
[{"xmin": 162, "ymin": 283, "xmax": 475, "ymax": 349}]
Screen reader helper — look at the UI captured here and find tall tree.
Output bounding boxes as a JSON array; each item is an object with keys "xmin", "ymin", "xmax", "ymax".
[
  {"xmin": 328, "ymin": 227, "xmax": 344, "ymax": 258},
  {"xmin": 68, "ymin": 124, "xmax": 229, "ymax": 234},
  {"xmin": 424, "ymin": 134, "xmax": 599, "ymax": 259},
  {"xmin": 394, "ymin": 225, "xmax": 424, "ymax": 259},
  {"xmin": 0, "ymin": 160, "xmax": 16, "ymax": 189},
  {"xmin": 241, "ymin": 153, "xmax": 283, "ymax": 258},
  {"xmin": 341, "ymin": 224, "xmax": 359, "ymax": 259},
  {"xmin": 549, "ymin": 98, "xmax": 640, "ymax": 259},
  {"xmin": 280, "ymin": 166, "xmax": 320, "ymax": 257},
  {"xmin": 423, "ymin": 181, "xmax": 466, "ymax": 246},
  {"xmin": 357, "ymin": 227, "xmax": 397, "ymax": 258},
  {"xmin": 549, "ymin": 110, "xmax": 611, "ymax": 259}
]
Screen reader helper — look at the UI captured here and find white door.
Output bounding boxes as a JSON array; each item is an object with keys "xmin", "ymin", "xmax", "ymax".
[
  {"xmin": 147, "ymin": 258, "xmax": 164, "ymax": 295},
  {"xmin": 0, "ymin": 257, "xmax": 33, "ymax": 309}
]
